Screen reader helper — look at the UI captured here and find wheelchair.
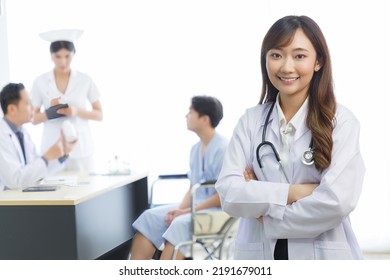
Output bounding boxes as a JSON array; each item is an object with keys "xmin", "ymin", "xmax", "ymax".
[{"xmin": 150, "ymin": 174, "xmax": 239, "ymax": 260}]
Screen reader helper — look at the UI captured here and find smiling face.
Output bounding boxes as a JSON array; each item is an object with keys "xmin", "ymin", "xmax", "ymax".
[{"xmin": 265, "ymin": 28, "xmax": 321, "ymax": 104}]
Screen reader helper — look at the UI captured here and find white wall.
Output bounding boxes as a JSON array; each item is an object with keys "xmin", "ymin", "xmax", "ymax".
[
  {"xmin": 5, "ymin": 0, "xmax": 390, "ymax": 252},
  {"xmin": 0, "ymin": 0, "xmax": 9, "ymax": 101}
]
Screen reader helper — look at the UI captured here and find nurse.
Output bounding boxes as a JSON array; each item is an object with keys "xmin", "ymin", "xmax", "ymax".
[
  {"xmin": 216, "ymin": 15, "xmax": 365, "ymax": 260},
  {"xmin": 31, "ymin": 29, "xmax": 103, "ymax": 171}
]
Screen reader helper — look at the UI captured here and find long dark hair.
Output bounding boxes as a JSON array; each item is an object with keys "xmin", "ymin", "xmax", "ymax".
[{"xmin": 260, "ymin": 15, "xmax": 336, "ymax": 171}]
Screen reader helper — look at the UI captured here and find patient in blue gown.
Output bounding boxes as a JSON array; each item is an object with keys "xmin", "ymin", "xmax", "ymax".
[{"xmin": 131, "ymin": 96, "xmax": 228, "ymax": 260}]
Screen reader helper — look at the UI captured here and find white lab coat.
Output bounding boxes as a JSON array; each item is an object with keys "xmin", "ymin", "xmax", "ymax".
[
  {"xmin": 216, "ymin": 102, "xmax": 365, "ymax": 260},
  {"xmin": 0, "ymin": 119, "xmax": 63, "ymax": 191},
  {"xmin": 30, "ymin": 70, "xmax": 100, "ymax": 160}
]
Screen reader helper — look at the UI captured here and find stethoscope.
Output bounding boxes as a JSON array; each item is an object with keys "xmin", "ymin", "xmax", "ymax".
[{"xmin": 256, "ymin": 102, "xmax": 314, "ymax": 182}]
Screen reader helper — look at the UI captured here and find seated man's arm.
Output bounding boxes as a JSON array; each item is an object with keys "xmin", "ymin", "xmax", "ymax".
[
  {"xmin": 178, "ymin": 187, "xmax": 191, "ymax": 209},
  {"xmin": 194, "ymin": 193, "xmax": 220, "ymax": 211},
  {"xmin": 165, "ymin": 192, "xmax": 220, "ymax": 226}
]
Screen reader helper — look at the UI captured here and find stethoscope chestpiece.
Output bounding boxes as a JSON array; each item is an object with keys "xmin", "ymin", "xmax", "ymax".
[{"xmin": 301, "ymin": 150, "xmax": 314, "ymax": 166}]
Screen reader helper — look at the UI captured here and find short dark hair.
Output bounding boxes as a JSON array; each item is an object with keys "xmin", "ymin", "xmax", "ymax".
[
  {"xmin": 50, "ymin": 41, "xmax": 76, "ymax": 54},
  {"xmin": 0, "ymin": 83, "xmax": 25, "ymax": 114},
  {"xmin": 191, "ymin": 96, "xmax": 223, "ymax": 128}
]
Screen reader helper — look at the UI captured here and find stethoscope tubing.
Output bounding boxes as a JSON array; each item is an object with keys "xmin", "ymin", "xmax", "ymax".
[{"xmin": 256, "ymin": 101, "xmax": 314, "ymax": 182}]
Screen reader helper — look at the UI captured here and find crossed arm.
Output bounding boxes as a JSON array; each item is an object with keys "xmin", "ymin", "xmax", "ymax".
[{"xmin": 243, "ymin": 166, "xmax": 318, "ymax": 222}]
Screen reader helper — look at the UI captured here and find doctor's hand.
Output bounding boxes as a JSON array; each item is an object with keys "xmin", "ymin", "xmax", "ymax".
[
  {"xmin": 42, "ymin": 138, "xmax": 66, "ymax": 161},
  {"xmin": 57, "ymin": 105, "xmax": 78, "ymax": 117},
  {"xmin": 60, "ymin": 132, "xmax": 77, "ymax": 156},
  {"xmin": 243, "ymin": 166, "xmax": 258, "ymax": 181},
  {"xmin": 165, "ymin": 208, "xmax": 190, "ymax": 226},
  {"xmin": 287, "ymin": 184, "xmax": 319, "ymax": 204}
]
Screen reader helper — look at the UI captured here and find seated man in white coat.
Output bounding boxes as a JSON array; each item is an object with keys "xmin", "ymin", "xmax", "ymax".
[
  {"xmin": 130, "ymin": 95, "xmax": 228, "ymax": 260},
  {"xmin": 0, "ymin": 83, "xmax": 74, "ymax": 191}
]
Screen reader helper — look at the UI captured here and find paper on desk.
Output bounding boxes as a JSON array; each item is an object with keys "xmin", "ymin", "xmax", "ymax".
[
  {"xmin": 89, "ymin": 170, "xmax": 132, "ymax": 176},
  {"xmin": 41, "ymin": 176, "xmax": 78, "ymax": 187}
]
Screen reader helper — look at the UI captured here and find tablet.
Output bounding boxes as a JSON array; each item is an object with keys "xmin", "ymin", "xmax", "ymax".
[
  {"xmin": 22, "ymin": 186, "xmax": 59, "ymax": 192},
  {"xmin": 45, "ymin": 104, "xmax": 69, "ymax": 120}
]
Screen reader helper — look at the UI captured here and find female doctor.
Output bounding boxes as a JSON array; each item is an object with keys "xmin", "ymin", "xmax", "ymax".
[
  {"xmin": 31, "ymin": 29, "xmax": 103, "ymax": 171},
  {"xmin": 216, "ymin": 15, "xmax": 365, "ymax": 260}
]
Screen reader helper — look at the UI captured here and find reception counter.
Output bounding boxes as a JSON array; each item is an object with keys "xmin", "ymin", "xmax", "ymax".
[{"xmin": 0, "ymin": 171, "xmax": 148, "ymax": 259}]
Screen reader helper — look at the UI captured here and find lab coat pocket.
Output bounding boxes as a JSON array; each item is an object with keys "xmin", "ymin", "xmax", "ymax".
[
  {"xmin": 314, "ymin": 240, "xmax": 352, "ymax": 260},
  {"xmin": 234, "ymin": 241, "xmax": 265, "ymax": 260}
]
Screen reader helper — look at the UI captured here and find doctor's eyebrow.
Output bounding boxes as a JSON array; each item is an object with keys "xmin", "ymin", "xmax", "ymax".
[
  {"xmin": 270, "ymin": 47, "xmax": 310, "ymax": 52},
  {"xmin": 292, "ymin": 47, "xmax": 310, "ymax": 52}
]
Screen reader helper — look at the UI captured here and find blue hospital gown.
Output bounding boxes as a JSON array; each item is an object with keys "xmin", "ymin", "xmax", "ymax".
[{"xmin": 132, "ymin": 132, "xmax": 228, "ymax": 256}]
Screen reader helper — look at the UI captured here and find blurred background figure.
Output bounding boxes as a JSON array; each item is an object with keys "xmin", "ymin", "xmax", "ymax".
[{"xmin": 30, "ymin": 29, "xmax": 103, "ymax": 172}]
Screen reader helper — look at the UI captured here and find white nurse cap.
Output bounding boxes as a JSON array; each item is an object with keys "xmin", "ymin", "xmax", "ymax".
[{"xmin": 39, "ymin": 29, "xmax": 83, "ymax": 42}]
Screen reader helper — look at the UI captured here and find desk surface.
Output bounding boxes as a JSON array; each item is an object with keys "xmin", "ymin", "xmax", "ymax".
[
  {"xmin": 0, "ymin": 170, "xmax": 148, "ymax": 206},
  {"xmin": 0, "ymin": 171, "xmax": 148, "ymax": 259}
]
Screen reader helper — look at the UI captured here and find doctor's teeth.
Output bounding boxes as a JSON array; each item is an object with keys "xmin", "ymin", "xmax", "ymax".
[{"xmin": 281, "ymin": 77, "xmax": 298, "ymax": 81}]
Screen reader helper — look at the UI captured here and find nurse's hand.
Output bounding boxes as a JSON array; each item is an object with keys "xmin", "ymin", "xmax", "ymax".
[
  {"xmin": 165, "ymin": 208, "xmax": 190, "ymax": 226},
  {"xmin": 243, "ymin": 166, "xmax": 258, "ymax": 181},
  {"xmin": 50, "ymin": 97, "xmax": 61, "ymax": 106},
  {"xmin": 57, "ymin": 105, "xmax": 78, "ymax": 117}
]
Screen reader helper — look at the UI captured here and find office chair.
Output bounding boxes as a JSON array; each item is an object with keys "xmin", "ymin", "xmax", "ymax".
[{"xmin": 171, "ymin": 181, "xmax": 239, "ymax": 260}]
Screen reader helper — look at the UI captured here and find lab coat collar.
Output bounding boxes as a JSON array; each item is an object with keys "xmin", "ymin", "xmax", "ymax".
[
  {"xmin": 259, "ymin": 99, "xmax": 311, "ymax": 151},
  {"xmin": 3, "ymin": 117, "xmax": 21, "ymax": 134},
  {"xmin": 293, "ymin": 99, "xmax": 310, "ymax": 142},
  {"xmin": 274, "ymin": 94, "xmax": 310, "ymax": 142},
  {"xmin": 269, "ymin": 104, "xmax": 281, "ymax": 142},
  {"xmin": 258, "ymin": 102, "xmax": 280, "ymax": 144},
  {"xmin": 0, "ymin": 119, "xmax": 26, "ymax": 165},
  {"xmin": 294, "ymin": 118, "xmax": 310, "ymax": 142}
]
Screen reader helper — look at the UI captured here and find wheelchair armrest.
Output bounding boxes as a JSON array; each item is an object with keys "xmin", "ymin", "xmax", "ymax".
[
  {"xmin": 200, "ymin": 180, "xmax": 217, "ymax": 185},
  {"xmin": 158, "ymin": 174, "xmax": 188, "ymax": 180},
  {"xmin": 190, "ymin": 181, "xmax": 217, "ymax": 214}
]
